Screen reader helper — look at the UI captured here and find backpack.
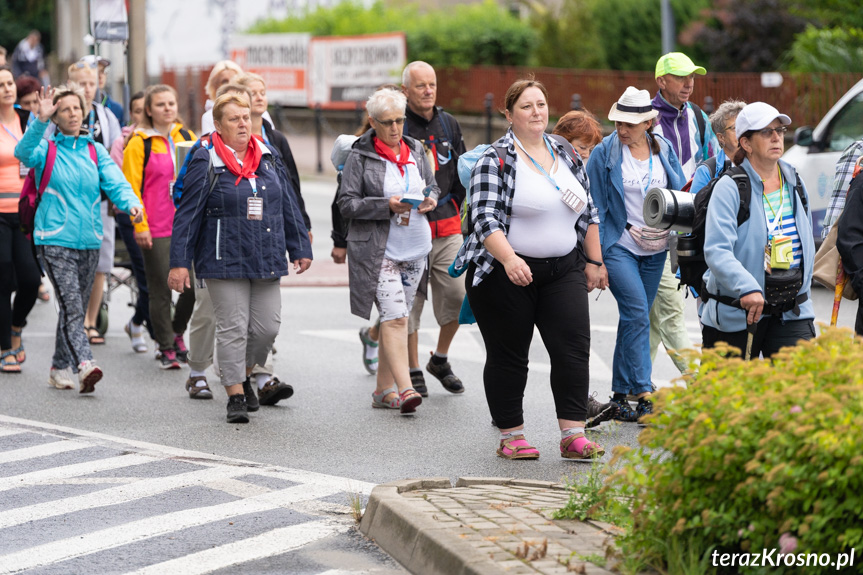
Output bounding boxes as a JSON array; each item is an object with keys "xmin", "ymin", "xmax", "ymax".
[
  {"xmin": 680, "ymin": 156, "xmax": 729, "ymax": 193},
  {"xmin": 456, "ymin": 134, "xmax": 578, "ymax": 234},
  {"xmin": 677, "ymin": 165, "xmax": 808, "ymax": 296},
  {"xmin": 18, "ymin": 141, "xmax": 98, "ymax": 237},
  {"xmin": 690, "ymin": 102, "xmax": 707, "ymax": 153},
  {"xmin": 140, "ymin": 128, "xmax": 193, "ymax": 204}
]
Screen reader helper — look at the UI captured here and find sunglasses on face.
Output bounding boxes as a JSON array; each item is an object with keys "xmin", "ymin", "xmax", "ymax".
[{"xmin": 374, "ymin": 117, "xmax": 406, "ymax": 127}]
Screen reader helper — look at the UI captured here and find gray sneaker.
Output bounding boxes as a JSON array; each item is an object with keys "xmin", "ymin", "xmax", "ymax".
[{"xmin": 586, "ymin": 392, "xmax": 619, "ymax": 428}]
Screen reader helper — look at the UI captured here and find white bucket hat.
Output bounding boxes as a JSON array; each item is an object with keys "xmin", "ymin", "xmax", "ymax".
[{"xmin": 608, "ymin": 86, "xmax": 659, "ymax": 124}]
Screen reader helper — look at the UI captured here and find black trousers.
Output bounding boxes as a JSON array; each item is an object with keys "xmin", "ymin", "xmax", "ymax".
[
  {"xmin": 702, "ymin": 316, "xmax": 815, "ymax": 359},
  {"xmin": 466, "ymin": 248, "xmax": 590, "ymax": 429},
  {"xmin": 0, "ymin": 213, "xmax": 41, "ymax": 349}
]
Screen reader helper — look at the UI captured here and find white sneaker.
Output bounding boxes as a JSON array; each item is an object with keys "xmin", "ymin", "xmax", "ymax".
[
  {"xmin": 124, "ymin": 320, "xmax": 148, "ymax": 353},
  {"xmin": 48, "ymin": 367, "xmax": 74, "ymax": 390},
  {"xmin": 77, "ymin": 360, "xmax": 103, "ymax": 394}
]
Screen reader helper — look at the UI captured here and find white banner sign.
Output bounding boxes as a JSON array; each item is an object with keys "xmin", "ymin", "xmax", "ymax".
[
  {"xmin": 308, "ymin": 33, "xmax": 406, "ymax": 108},
  {"xmin": 229, "ymin": 34, "xmax": 310, "ymax": 106}
]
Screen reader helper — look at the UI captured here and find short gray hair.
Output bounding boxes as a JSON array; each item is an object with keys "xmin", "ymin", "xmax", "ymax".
[
  {"xmin": 709, "ymin": 99, "xmax": 747, "ymax": 135},
  {"xmin": 366, "ymin": 88, "xmax": 406, "ymax": 120},
  {"xmin": 401, "ymin": 61, "xmax": 433, "ymax": 87}
]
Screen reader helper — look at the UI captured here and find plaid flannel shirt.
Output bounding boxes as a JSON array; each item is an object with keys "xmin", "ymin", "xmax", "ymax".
[
  {"xmin": 822, "ymin": 139, "xmax": 863, "ymax": 239},
  {"xmin": 453, "ymin": 129, "xmax": 599, "ymax": 286}
]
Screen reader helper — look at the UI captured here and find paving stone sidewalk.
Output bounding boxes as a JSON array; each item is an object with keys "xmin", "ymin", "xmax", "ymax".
[{"xmin": 361, "ymin": 477, "xmax": 619, "ymax": 575}]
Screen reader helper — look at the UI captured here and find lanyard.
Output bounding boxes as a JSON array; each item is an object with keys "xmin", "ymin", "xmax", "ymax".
[
  {"xmin": 513, "ymin": 134, "xmax": 559, "ymax": 191},
  {"xmin": 86, "ymin": 109, "xmax": 95, "ymax": 136},
  {"xmin": 764, "ymin": 168, "xmax": 785, "ymax": 237},
  {"xmin": 261, "ymin": 129, "xmax": 270, "ymax": 145},
  {"xmin": 1, "ymin": 123, "xmax": 20, "ymax": 142}
]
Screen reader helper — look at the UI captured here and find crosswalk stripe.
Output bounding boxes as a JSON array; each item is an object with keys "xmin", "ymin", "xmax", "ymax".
[
  {"xmin": 0, "ymin": 482, "xmax": 345, "ymax": 573},
  {"xmin": 0, "ymin": 428, "xmax": 25, "ymax": 439},
  {"xmin": 0, "ymin": 453, "xmax": 159, "ymax": 493},
  {"xmin": 0, "ymin": 440, "xmax": 91, "ymax": 464},
  {"xmin": 125, "ymin": 519, "xmax": 345, "ymax": 575},
  {"xmin": 0, "ymin": 466, "xmax": 251, "ymax": 529}
]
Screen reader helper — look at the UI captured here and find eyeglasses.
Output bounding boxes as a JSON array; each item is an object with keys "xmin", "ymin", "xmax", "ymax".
[
  {"xmin": 374, "ymin": 116, "xmax": 406, "ymax": 127},
  {"xmin": 722, "ymin": 124, "xmax": 736, "ymax": 133},
  {"xmin": 757, "ymin": 126, "xmax": 787, "ymax": 138},
  {"xmin": 74, "ymin": 61, "xmax": 99, "ymax": 69}
]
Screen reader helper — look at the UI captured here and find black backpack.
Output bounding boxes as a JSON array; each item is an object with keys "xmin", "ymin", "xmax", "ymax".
[{"xmin": 677, "ymin": 165, "xmax": 808, "ymax": 295}]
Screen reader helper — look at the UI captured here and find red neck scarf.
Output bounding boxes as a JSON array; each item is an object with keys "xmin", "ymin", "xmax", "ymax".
[
  {"xmin": 373, "ymin": 137, "xmax": 414, "ymax": 176},
  {"xmin": 211, "ymin": 131, "xmax": 262, "ymax": 185}
]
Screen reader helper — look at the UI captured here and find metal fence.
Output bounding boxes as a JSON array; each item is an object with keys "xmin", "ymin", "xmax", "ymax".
[{"xmin": 162, "ymin": 64, "xmax": 861, "ymax": 131}]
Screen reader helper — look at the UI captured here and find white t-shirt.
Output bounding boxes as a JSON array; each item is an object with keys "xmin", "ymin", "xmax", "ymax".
[
  {"xmin": 382, "ymin": 159, "xmax": 432, "ymax": 262},
  {"xmin": 617, "ymin": 146, "xmax": 668, "ymax": 256},
  {"xmin": 506, "ymin": 154, "xmax": 581, "ymax": 258}
]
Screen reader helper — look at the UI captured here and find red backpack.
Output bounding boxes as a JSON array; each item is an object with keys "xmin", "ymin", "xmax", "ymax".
[{"xmin": 18, "ymin": 141, "xmax": 98, "ymax": 237}]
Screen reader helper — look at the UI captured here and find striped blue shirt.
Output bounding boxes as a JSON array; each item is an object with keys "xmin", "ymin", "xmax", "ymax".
[{"xmin": 763, "ymin": 181, "xmax": 801, "ymax": 268}]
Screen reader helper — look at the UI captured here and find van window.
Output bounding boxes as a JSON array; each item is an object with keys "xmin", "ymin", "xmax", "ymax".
[{"xmin": 824, "ymin": 93, "xmax": 863, "ymax": 152}]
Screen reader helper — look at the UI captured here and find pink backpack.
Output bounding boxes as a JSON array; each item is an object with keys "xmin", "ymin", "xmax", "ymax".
[{"xmin": 18, "ymin": 141, "xmax": 97, "ymax": 237}]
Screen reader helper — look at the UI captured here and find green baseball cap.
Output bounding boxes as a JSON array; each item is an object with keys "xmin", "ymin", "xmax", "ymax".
[{"xmin": 655, "ymin": 52, "xmax": 707, "ymax": 78}]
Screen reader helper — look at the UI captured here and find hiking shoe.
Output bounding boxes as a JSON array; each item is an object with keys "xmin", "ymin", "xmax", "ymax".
[
  {"xmin": 610, "ymin": 396, "xmax": 639, "ymax": 423},
  {"xmin": 173, "ymin": 333, "xmax": 188, "ymax": 363},
  {"xmin": 48, "ymin": 367, "xmax": 74, "ymax": 390},
  {"xmin": 636, "ymin": 398, "xmax": 654, "ymax": 423},
  {"xmin": 426, "ymin": 356, "xmax": 464, "ymax": 394},
  {"xmin": 124, "ymin": 320, "xmax": 148, "ymax": 353},
  {"xmin": 258, "ymin": 377, "xmax": 294, "ymax": 406},
  {"xmin": 159, "ymin": 349, "xmax": 181, "ymax": 370},
  {"xmin": 411, "ymin": 370, "xmax": 428, "ymax": 397},
  {"xmin": 627, "ymin": 383, "xmax": 657, "ymax": 402},
  {"xmin": 358, "ymin": 327, "xmax": 378, "ymax": 374},
  {"xmin": 226, "ymin": 394, "xmax": 249, "ymax": 423},
  {"xmin": 77, "ymin": 360, "xmax": 103, "ymax": 394},
  {"xmin": 586, "ymin": 392, "xmax": 619, "ymax": 428},
  {"xmin": 185, "ymin": 375, "xmax": 213, "ymax": 399},
  {"xmin": 243, "ymin": 377, "xmax": 260, "ymax": 412}
]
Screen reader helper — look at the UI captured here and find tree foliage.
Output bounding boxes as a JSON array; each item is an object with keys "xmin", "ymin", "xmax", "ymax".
[
  {"xmin": 786, "ymin": 26, "xmax": 863, "ymax": 74},
  {"xmin": 248, "ymin": 0, "xmax": 536, "ymax": 68},
  {"xmin": 689, "ymin": 0, "xmax": 805, "ymax": 72}
]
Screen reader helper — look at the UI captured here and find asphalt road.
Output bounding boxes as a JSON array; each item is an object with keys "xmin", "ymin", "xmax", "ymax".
[{"xmin": 1, "ymin": 177, "xmax": 856, "ymax": 487}]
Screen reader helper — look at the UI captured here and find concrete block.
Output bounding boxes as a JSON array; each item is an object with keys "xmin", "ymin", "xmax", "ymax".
[
  {"xmin": 421, "ymin": 477, "xmax": 453, "ymax": 489},
  {"xmin": 456, "ymin": 477, "xmax": 513, "ymax": 487},
  {"xmin": 510, "ymin": 479, "xmax": 562, "ymax": 489},
  {"xmin": 389, "ymin": 478, "xmax": 426, "ymax": 493},
  {"xmin": 359, "ymin": 484, "xmax": 400, "ymax": 537}
]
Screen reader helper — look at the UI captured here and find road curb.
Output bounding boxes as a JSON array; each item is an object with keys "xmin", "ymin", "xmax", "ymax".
[{"xmin": 360, "ymin": 477, "xmax": 613, "ymax": 575}]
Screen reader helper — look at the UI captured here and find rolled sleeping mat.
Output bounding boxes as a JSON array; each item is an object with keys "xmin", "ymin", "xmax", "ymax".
[{"xmin": 643, "ymin": 187, "xmax": 695, "ymax": 233}]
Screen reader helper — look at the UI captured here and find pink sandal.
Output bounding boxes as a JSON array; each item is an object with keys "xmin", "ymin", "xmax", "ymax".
[
  {"xmin": 497, "ymin": 435, "xmax": 540, "ymax": 460},
  {"xmin": 399, "ymin": 388, "xmax": 422, "ymax": 414},
  {"xmin": 372, "ymin": 387, "xmax": 401, "ymax": 409},
  {"xmin": 560, "ymin": 433, "xmax": 605, "ymax": 460}
]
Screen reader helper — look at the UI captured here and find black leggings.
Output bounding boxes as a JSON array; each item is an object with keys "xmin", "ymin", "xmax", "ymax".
[
  {"xmin": 0, "ymin": 213, "xmax": 41, "ymax": 349},
  {"xmin": 466, "ymin": 248, "xmax": 591, "ymax": 429}
]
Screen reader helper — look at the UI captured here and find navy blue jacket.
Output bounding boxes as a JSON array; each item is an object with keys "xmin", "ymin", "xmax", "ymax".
[{"xmin": 169, "ymin": 140, "xmax": 312, "ymax": 279}]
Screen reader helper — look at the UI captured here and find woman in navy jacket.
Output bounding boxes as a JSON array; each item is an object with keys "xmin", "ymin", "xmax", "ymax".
[{"xmin": 168, "ymin": 93, "xmax": 312, "ymax": 424}]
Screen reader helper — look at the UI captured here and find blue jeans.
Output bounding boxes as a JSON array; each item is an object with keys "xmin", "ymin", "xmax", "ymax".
[{"xmin": 604, "ymin": 244, "xmax": 666, "ymax": 395}]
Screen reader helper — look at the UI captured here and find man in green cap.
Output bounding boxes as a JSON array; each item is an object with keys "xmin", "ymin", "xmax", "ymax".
[{"xmin": 648, "ymin": 52, "xmax": 719, "ymax": 376}]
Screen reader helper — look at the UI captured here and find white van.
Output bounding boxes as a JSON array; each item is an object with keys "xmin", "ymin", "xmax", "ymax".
[{"xmin": 782, "ymin": 77, "xmax": 863, "ymax": 238}]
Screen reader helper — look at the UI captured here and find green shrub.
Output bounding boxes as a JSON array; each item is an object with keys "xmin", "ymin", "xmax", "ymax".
[
  {"xmin": 566, "ymin": 327, "xmax": 863, "ymax": 574},
  {"xmin": 248, "ymin": 0, "xmax": 536, "ymax": 68},
  {"xmin": 786, "ymin": 25, "xmax": 863, "ymax": 74}
]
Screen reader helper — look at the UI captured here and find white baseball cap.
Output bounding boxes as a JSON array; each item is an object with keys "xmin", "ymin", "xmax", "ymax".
[{"xmin": 735, "ymin": 102, "xmax": 791, "ymax": 139}]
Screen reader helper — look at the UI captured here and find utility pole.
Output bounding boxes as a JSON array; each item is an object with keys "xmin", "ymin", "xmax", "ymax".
[
  {"xmin": 661, "ymin": 0, "xmax": 675, "ymax": 55},
  {"xmin": 128, "ymin": 0, "xmax": 146, "ymax": 90}
]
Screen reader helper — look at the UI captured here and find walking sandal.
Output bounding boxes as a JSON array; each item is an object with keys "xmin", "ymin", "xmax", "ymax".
[
  {"xmin": 372, "ymin": 387, "xmax": 401, "ymax": 409},
  {"xmin": 560, "ymin": 433, "xmax": 605, "ymax": 460},
  {"xmin": 399, "ymin": 388, "xmax": 422, "ymax": 414},
  {"xmin": 496, "ymin": 435, "xmax": 540, "ymax": 460}
]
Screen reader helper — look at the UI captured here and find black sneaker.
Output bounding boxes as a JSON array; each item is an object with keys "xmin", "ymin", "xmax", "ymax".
[
  {"xmin": 243, "ymin": 377, "xmax": 260, "ymax": 412},
  {"xmin": 426, "ymin": 357, "xmax": 464, "ymax": 394},
  {"xmin": 411, "ymin": 371, "xmax": 428, "ymax": 397},
  {"xmin": 636, "ymin": 398, "xmax": 653, "ymax": 423},
  {"xmin": 226, "ymin": 394, "xmax": 249, "ymax": 423},
  {"xmin": 586, "ymin": 393, "xmax": 619, "ymax": 428},
  {"xmin": 258, "ymin": 377, "xmax": 294, "ymax": 406},
  {"xmin": 610, "ymin": 396, "xmax": 639, "ymax": 422}
]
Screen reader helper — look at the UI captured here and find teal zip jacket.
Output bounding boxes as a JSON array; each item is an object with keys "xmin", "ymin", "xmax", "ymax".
[{"xmin": 15, "ymin": 118, "xmax": 141, "ymax": 250}]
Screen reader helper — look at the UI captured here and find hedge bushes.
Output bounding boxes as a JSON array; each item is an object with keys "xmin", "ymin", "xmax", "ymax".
[{"xmin": 561, "ymin": 328, "xmax": 863, "ymax": 574}]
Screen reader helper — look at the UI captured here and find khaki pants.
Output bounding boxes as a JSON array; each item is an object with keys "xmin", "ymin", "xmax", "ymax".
[
  {"xmin": 648, "ymin": 256, "xmax": 692, "ymax": 374},
  {"xmin": 408, "ymin": 234, "xmax": 466, "ymax": 334}
]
